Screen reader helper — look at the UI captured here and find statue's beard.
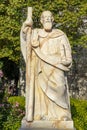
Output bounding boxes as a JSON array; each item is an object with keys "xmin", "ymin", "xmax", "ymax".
[{"xmin": 43, "ymin": 22, "xmax": 52, "ymax": 31}]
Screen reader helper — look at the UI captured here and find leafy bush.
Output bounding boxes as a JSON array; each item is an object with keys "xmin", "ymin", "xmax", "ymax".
[
  {"xmin": 0, "ymin": 96, "xmax": 25, "ymax": 130},
  {"xmin": 0, "ymin": 103, "xmax": 11, "ymax": 129},
  {"xmin": 71, "ymin": 98, "xmax": 87, "ymax": 130},
  {"xmin": 8, "ymin": 96, "xmax": 25, "ymax": 109}
]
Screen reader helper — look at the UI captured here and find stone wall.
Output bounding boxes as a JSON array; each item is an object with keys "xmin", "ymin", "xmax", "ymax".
[{"xmin": 68, "ymin": 47, "xmax": 87, "ymax": 99}]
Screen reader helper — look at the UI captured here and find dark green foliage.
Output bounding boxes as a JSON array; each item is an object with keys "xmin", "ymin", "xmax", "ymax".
[
  {"xmin": 8, "ymin": 96, "xmax": 25, "ymax": 109},
  {"xmin": 3, "ymin": 97, "xmax": 25, "ymax": 130},
  {"xmin": 0, "ymin": 0, "xmax": 27, "ymax": 64},
  {"xmin": 1, "ymin": 58, "xmax": 19, "ymax": 80},
  {"xmin": 0, "ymin": 96, "xmax": 25, "ymax": 130},
  {"xmin": 71, "ymin": 98, "xmax": 87, "ymax": 130},
  {"xmin": 0, "ymin": 103, "xmax": 11, "ymax": 129}
]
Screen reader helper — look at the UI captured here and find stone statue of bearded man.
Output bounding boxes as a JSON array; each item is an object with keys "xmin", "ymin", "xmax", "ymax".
[{"xmin": 20, "ymin": 9, "xmax": 75, "ymax": 130}]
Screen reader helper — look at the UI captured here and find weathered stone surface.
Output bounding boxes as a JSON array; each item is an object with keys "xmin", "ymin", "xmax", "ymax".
[
  {"xmin": 19, "ymin": 128, "xmax": 76, "ymax": 130},
  {"xmin": 19, "ymin": 118, "xmax": 75, "ymax": 130},
  {"xmin": 20, "ymin": 7, "xmax": 76, "ymax": 130}
]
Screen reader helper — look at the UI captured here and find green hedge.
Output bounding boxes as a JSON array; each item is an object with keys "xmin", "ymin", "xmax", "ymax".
[
  {"xmin": 8, "ymin": 96, "xmax": 25, "ymax": 109},
  {"xmin": 0, "ymin": 96, "xmax": 25, "ymax": 130},
  {"xmin": 0, "ymin": 96, "xmax": 87, "ymax": 130},
  {"xmin": 71, "ymin": 98, "xmax": 87, "ymax": 130}
]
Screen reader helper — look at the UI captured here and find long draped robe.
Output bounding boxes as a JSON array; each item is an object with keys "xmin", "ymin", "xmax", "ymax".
[{"xmin": 20, "ymin": 28, "xmax": 72, "ymax": 121}]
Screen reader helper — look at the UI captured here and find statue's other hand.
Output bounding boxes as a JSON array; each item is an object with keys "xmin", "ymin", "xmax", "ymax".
[
  {"xmin": 61, "ymin": 59, "xmax": 72, "ymax": 67},
  {"xmin": 32, "ymin": 40, "xmax": 39, "ymax": 48}
]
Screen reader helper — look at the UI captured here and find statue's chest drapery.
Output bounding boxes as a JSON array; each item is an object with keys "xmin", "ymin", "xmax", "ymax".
[
  {"xmin": 35, "ymin": 37, "xmax": 63, "ymax": 77},
  {"xmin": 39, "ymin": 37, "xmax": 61, "ymax": 56}
]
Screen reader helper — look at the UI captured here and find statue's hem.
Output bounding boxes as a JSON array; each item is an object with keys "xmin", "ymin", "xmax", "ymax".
[{"xmin": 19, "ymin": 117, "xmax": 76, "ymax": 130}]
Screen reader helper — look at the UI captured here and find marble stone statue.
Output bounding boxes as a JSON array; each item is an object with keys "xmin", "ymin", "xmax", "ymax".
[{"xmin": 20, "ymin": 7, "xmax": 76, "ymax": 130}]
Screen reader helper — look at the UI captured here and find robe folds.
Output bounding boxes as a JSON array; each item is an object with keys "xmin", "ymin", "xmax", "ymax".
[{"xmin": 20, "ymin": 28, "xmax": 72, "ymax": 120}]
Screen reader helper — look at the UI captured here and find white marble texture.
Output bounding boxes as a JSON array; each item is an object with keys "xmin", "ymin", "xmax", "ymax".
[{"xmin": 20, "ymin": 8, "xmax": 75, "ymax": 129}]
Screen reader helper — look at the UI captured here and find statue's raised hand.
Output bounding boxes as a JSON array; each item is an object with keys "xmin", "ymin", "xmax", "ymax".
[{"xmin": 22, "ymin": 17, "xmax": 33, "ymax": 34}]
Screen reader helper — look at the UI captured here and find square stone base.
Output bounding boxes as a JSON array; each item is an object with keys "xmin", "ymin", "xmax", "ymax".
[
  {"xmin": 19, "ymin": 128, "xmax": 76, "ymax": 130},
  {"xmin": 19, "ymin": 118, "xmax": 76, "ymax": 130}
]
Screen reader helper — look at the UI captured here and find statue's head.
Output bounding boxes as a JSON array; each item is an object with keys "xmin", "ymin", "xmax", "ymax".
[{"xmin": 40, "ymin": 11, "xmax": 54, "ymax": 31}]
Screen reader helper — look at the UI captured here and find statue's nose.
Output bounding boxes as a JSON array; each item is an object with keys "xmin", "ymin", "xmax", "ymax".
[{"xmin": 46, "ymin": 17, "xmax": 51, "ymax": 21}]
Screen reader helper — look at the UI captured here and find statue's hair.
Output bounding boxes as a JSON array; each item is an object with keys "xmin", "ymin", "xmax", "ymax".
[{"xmin": 40, "ymin": 10, "xmax": 54, "ymax": 24}]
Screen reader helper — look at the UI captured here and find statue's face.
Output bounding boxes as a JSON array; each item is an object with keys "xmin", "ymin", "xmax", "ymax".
[{"xmin": 41, "ymin": 11, "xmax": 53, "ymax": 31}]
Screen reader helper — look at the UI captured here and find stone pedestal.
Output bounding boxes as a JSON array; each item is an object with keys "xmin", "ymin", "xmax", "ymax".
[
  {"xmin": 19, "ymin": 118, "xmax": 76, "ymax": 130},
  {"xmin": 19, "ymin": 128, "xmax": 76, "ymax": 130}
]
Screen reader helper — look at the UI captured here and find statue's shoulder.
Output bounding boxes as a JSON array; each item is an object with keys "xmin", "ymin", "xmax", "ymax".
[
  {"xmin": 53, "ymin": 29, "xmax": 64, "ymax": 35},
  {"xmin": 50, "ymin": 29, "xmax": 64, "ymax": 38}
]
